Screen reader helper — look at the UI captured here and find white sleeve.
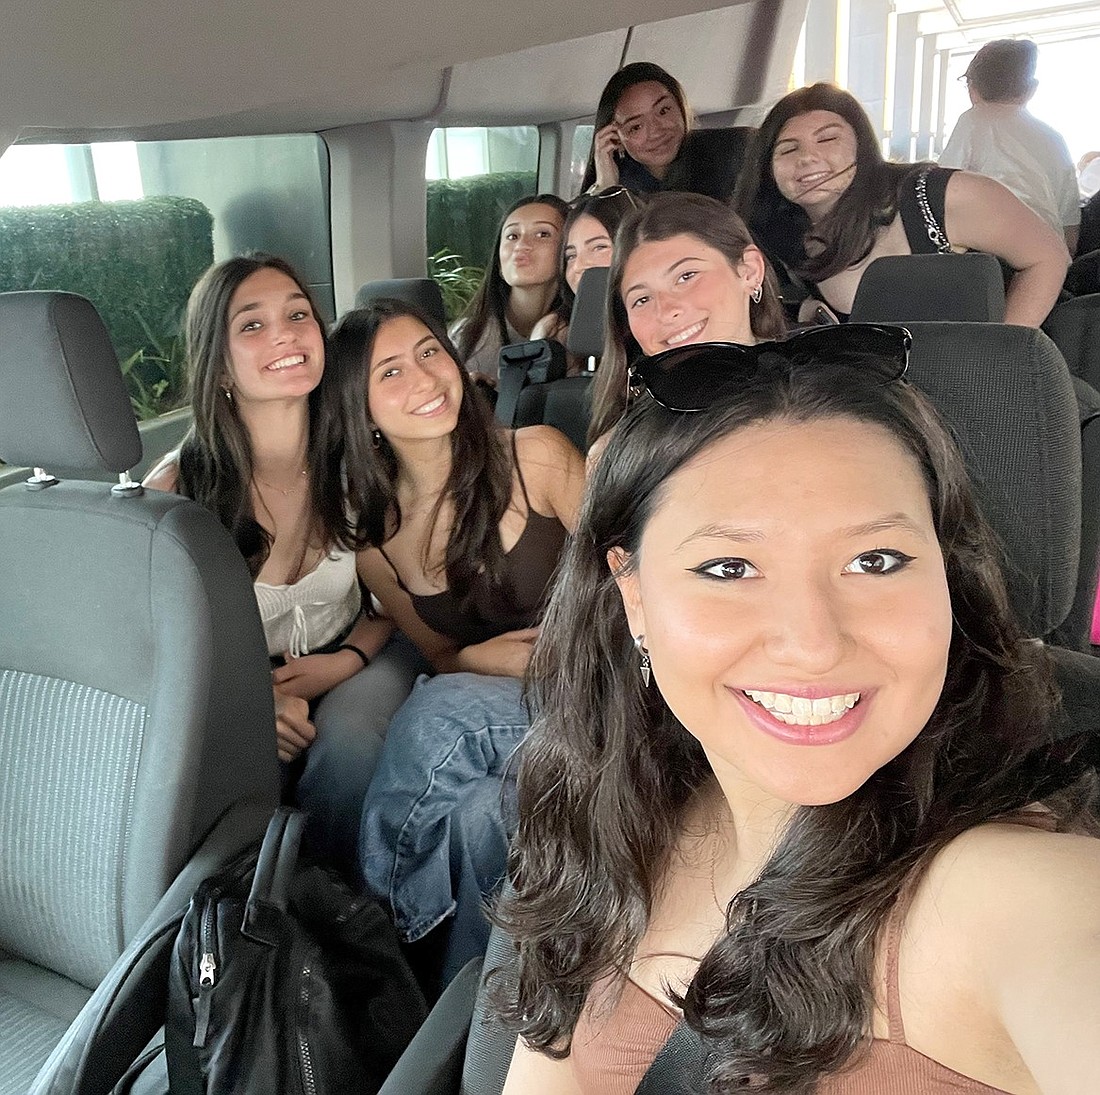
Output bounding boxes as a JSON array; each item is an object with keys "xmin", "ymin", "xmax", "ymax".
[{"xmin": 938, "ymin": 113, "xmax": 973, "ymax": 170}]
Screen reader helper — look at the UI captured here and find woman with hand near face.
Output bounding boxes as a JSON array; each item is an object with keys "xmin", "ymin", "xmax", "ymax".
[
  {"xmin": 580, "ymin": 63, "xmax": 749, "ymax": 203},
  {"xmin": 497, "ymin": 330, "xmax": 1100, "ymax": 1094},
  {"xmin": 587, "ymin": 192, "xmax": 785, "ymax": 458},
  {"xmin": 735, "ymin": 83, "xmax": 1069, "ymax": 327},
  {"xmin": 143, "ymin": 255, "xmax": 415, "ymax": 869},
  {"xmin": 330, "ymin": 299, "xmax": 584, "ymax": 987},
  {"xmin": 453, "ymin": 194, "xmax": 569, "ymax": 385}
]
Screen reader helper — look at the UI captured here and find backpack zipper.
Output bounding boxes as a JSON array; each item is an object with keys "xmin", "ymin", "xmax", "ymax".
[
  {"xmin": 298, "ymin": 964, "xmax": 318, "ymax": 1095},
  {"xmin": 193, "ymin": 898, "xmax": 218, "ymax": 1047}
]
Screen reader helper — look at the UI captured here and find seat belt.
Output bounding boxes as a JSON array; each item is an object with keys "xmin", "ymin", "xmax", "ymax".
[
  {"xmin": 634, "ymin": 1019, "xmax": 708, "ymax": 1094},
  {"xmin": 494, "ymin": 339, "xmax": 567, "ymax": 428}
]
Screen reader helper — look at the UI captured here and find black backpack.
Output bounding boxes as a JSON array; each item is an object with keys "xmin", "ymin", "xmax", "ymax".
[{"xmin": 164, "ymin": 808, "xmax": 427, "ymax": 1095}]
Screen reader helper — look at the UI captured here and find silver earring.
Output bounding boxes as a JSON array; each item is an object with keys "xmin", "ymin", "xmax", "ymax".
[
  {"xmin": 751, "ymin": 284, "xmax": 763, "ymax": 304},
  {"xmin": 370, "ymin": 428, "xmax": 382, "ymax": 450},
  {"xmin": 633, "ymin": 634, "xmax": 651, "ymax": 687},
  {"xmin": 222, "ymin": 387, "xmax": 233, "ymax": 402}
]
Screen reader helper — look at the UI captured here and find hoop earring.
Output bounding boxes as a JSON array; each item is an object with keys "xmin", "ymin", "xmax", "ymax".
[
  {"xmin": 370, "ymin": 428, "xmax": 382, "ymax": 450},
  {"xmin": 633, "ymin": 634, "xmax": 651, "ymax": 687},
  {"xmin": 751, "ymin": 284, "xmax": 763, "ymax": 304}
]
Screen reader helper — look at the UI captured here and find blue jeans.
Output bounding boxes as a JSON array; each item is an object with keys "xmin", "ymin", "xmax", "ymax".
[
  {"xmin": 358, "ymin": 672, "xmax": 528, "ymax": 981},
  {"xmin": 295, "ymin": 632, "xmax": 430, "ymax": 870}
]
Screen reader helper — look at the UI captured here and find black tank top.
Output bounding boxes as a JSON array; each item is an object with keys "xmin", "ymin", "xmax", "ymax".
[{"xmin": 378, "ymin": 435, "xmax": 568, "ymax": 648}]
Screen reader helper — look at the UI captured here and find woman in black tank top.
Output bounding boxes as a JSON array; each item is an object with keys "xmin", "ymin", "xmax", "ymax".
[
  {"xmin": 734, "ymin": 83, "xmax": 1068, "ymax": 327},
  {"xmin": 329, "ymin": 298, "xmax": 584, "ymax": 991}
]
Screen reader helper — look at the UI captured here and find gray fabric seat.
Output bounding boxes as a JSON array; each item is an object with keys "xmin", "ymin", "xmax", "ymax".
[
  {"xmin": 507, "ymin": 266, "xmax": 610, "ymax": 453},
  {"xmin": 1043, "ymin": 293, "xmax": 1100, "ymax": 392},
  {"xmin": 377, "ymin": 319, "xmax": 1100, "ymax": 1095},
  {"xmin": 849, "ymin": 252, "xmax": 1006, "ymax": 323},
  {"xmin": 355, "ymin": 277, "xmax": 447, "ymax": 327},
  {"xmin": 0, "ymin": 291, "xmax": 279, "ymax": 1095}
]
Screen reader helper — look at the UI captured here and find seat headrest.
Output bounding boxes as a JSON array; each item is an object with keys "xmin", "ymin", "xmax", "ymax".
[
  {"xmin": 0, "ymin": 291, "xmax": 141, "ymax": 474},
  {"xmin": 354, "ymin": 278, "xmax": 447, "ymax": 329},
  {"xmin": 850, "ymin": 253, "xmax": 1006, "ymax": 324},
  {"xmin": 567, "ymin": 266, "xmax": 610, "ymax": 360},
  {"xmin": 906, "ymin": 322, "xmax": 1079, "ymax": 636}
]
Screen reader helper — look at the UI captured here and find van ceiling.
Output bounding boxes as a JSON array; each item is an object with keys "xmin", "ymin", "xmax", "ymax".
[{"xmin": 3, "ymin": 0, "xmax": 779, "ymax": 143}]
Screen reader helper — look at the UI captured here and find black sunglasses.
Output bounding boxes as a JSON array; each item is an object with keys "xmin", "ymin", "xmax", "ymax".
[{"xmin": 627, "ymin": 324, "xmax": 912, "ymax": 413}]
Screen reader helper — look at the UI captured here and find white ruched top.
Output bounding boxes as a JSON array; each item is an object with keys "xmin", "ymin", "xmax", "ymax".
[{"xmin": 253, "ymin": 547, "xmax": 361, "ymax": 658}]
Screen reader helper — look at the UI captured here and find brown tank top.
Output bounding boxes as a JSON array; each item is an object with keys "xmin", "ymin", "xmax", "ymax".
[
  {"xmin": 378, "ymin": 433, "xmax": 567, "ymax": 648},
  {"xmin": 568, "ymin": 882, "xmax": 1017, "ymax": 1095}
]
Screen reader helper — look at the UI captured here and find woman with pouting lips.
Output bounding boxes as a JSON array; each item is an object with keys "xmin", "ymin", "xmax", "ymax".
[
  {"xmin": 496, "ymin": 327, "xmax": 1100, "ymax": 1094},
  {"xmin": 452, "ymin": 194, "xmax": 570, "ymax": 385},
  {"xmin": 329, "ymin": 298, "xmax": 584, "ymax": 989},
  {"xmin": 734, "ymin": 83, "xmax": 1069, "ymax": 327}
]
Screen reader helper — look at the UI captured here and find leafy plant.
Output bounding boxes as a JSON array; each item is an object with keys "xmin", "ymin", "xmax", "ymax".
[
  {"xmin": 428, "ymin": 248, "xmax": 485, "ymax": 323},
  {"xmin": 119, "ymin": 306, "xmax": 189, "ymax": 420}
]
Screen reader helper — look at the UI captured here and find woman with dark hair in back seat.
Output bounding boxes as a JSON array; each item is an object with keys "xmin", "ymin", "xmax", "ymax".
[
  {"xmin": 451, "ymin": 194, "xmax": 570, "ymax": 386},
  {"xmin": 586, "ymin": 192, "xmax": 785, "ymax": 466},
  {"xmin": 734, "ymin": 83, "xmax": 1069, "ymax": 327},
  {"xmin": 579, "ymin": 62, "xmax": 752, "ymax": 203},
  {"xmin": 529, "ymin": 186, "xmax": 645, "ymax": 358},
  {"xmin": 329, "ymin": 298, "xmax": 584, "ymax": 989},
  {"xmin": 143, "ymin": 254, "xmax": 424, "ymax": 872}
]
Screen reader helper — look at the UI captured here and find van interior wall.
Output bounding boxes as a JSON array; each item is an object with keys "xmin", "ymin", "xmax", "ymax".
[
  {"xmin": 324, "ymin": 0, "xmax": 809, "ymax": 310},
  {"xmin": 326, "ymin": 121, "xmax": 435, "ymax": 318}
]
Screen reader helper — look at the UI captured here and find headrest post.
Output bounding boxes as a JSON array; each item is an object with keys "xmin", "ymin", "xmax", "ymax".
[
  {"xmin": 26, "ymin": 467, "xmax": 60, "ymax": 491},
  {"xmin": 111, "ymin": 470, "xmax": 144, "ymax": 498}
]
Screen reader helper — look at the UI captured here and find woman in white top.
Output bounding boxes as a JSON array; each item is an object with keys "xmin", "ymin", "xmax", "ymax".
[{"xmin": 145, "ymin": 254, "xmax": 423, "ymax": 868}]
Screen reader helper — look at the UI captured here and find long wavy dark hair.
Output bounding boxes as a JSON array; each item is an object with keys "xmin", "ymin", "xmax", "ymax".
[
  {"xmin": 579, "ymin": 62, "xmax": 694, "ymax": 193},
  {"xmin": 454, "ymin": 194, "xmax": 569, "ymax": 363},
  {"xmin": 497, "ymin": 351, "xmax": 1092, "ymax": 1091},
  {"xmin": 588, "ymin": 192, "xmax": 787, "ymax": 445},
  {"xmin": 177, "ymin": 253, "xmax": 348, "ymax": 576},
  {"xmin": 329, "ymin": 298, "xmax": 513, "ymax": 606},
  {"xmin": 734, "ymin": 83, "xmax": 929, "ymax": 282}
]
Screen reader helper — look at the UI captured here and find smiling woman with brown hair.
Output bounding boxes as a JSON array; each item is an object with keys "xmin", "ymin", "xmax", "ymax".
[
  {"xmin": 579, "ymin": 62, "xmax": 750, "ymax": 203},
  {"xmin": 496, "ymin": 329, "xmax": 1100, "ymax": 1094},
  {"xmin": 734, "ymin": 83, "xmax": 1069, "ymax": 327}
]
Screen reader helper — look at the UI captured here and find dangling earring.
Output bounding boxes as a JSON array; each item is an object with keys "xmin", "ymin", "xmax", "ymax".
[
  {"xmin": 751, "ymin": 284, "xmax": 763, "ymax": 304},
  {"xmin": 222, "ymin": 386, "xmax": 233, "ymax": 403},
  {"xmin": 633, "ymin": 634, "xmax": 651, "ymax": 687},
  {"xmin": 370, "ymin": 428, "xmax": 382, "ymax": 450}
]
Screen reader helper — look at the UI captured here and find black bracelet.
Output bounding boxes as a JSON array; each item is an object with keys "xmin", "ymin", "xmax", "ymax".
[{"xmin": 337, "ymin": 643, "xmax": 370, "ymax": 668}]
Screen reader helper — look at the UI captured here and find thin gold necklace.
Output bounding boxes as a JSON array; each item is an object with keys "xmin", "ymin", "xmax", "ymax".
[{"xmin": 253, "ymin": 468, "xmax": 308, "ymax": 497}]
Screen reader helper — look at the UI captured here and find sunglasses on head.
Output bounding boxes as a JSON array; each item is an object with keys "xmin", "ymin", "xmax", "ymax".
[
  {"xmin": 627, "ymin": 324, "xmax": 912, "ymax": 413},
  {"xmin": 571, "ymin": 185, "xmax": 641, "ymax": 210}
]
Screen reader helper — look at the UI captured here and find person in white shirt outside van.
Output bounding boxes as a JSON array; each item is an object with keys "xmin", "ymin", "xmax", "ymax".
[{"xmin": 939, "ymin": 39, "xmax": 1081, "ymax": 254}]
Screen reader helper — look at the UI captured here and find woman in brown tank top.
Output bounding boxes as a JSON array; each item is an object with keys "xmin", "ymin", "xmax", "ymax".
[
  {"xmin": 496, "ymin": 333, "xmax": 1100, "ymax": 1093},
  {"xmin": 329, "ymin": 298, "xmax": 584, "ymax": 990}
]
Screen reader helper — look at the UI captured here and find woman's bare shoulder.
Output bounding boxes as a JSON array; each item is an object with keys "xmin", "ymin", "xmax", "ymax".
[{"xmin": 916, "ymin": 819, "xmax": 1100, "ymax": 953}]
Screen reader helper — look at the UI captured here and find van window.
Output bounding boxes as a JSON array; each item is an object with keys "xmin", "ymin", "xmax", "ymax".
[
  {"xmin": 0, "ymin": 134, "xmax": 331, "ymax": 420},
  {"xmin": 570, "ymin": 125, "xmax": 595, "ymax": 197},
  {"xmin": 425, "ymin": 126, "xmax": 538, "ymax": 320}
]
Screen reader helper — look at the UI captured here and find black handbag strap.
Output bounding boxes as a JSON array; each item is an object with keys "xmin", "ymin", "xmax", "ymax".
[
  {"xmin": 241, "ymin": 807, "xmax": 305, "ymax": 944},
  {"xmin": 635, "ymin": 1019, "xmax": 708, "ymax": 1094}
]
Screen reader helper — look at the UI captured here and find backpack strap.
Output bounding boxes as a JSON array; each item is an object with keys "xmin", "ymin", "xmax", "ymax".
[{"xmin": 634, "ymin": 1019, "xmax": 709, "ymax": 1095}]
